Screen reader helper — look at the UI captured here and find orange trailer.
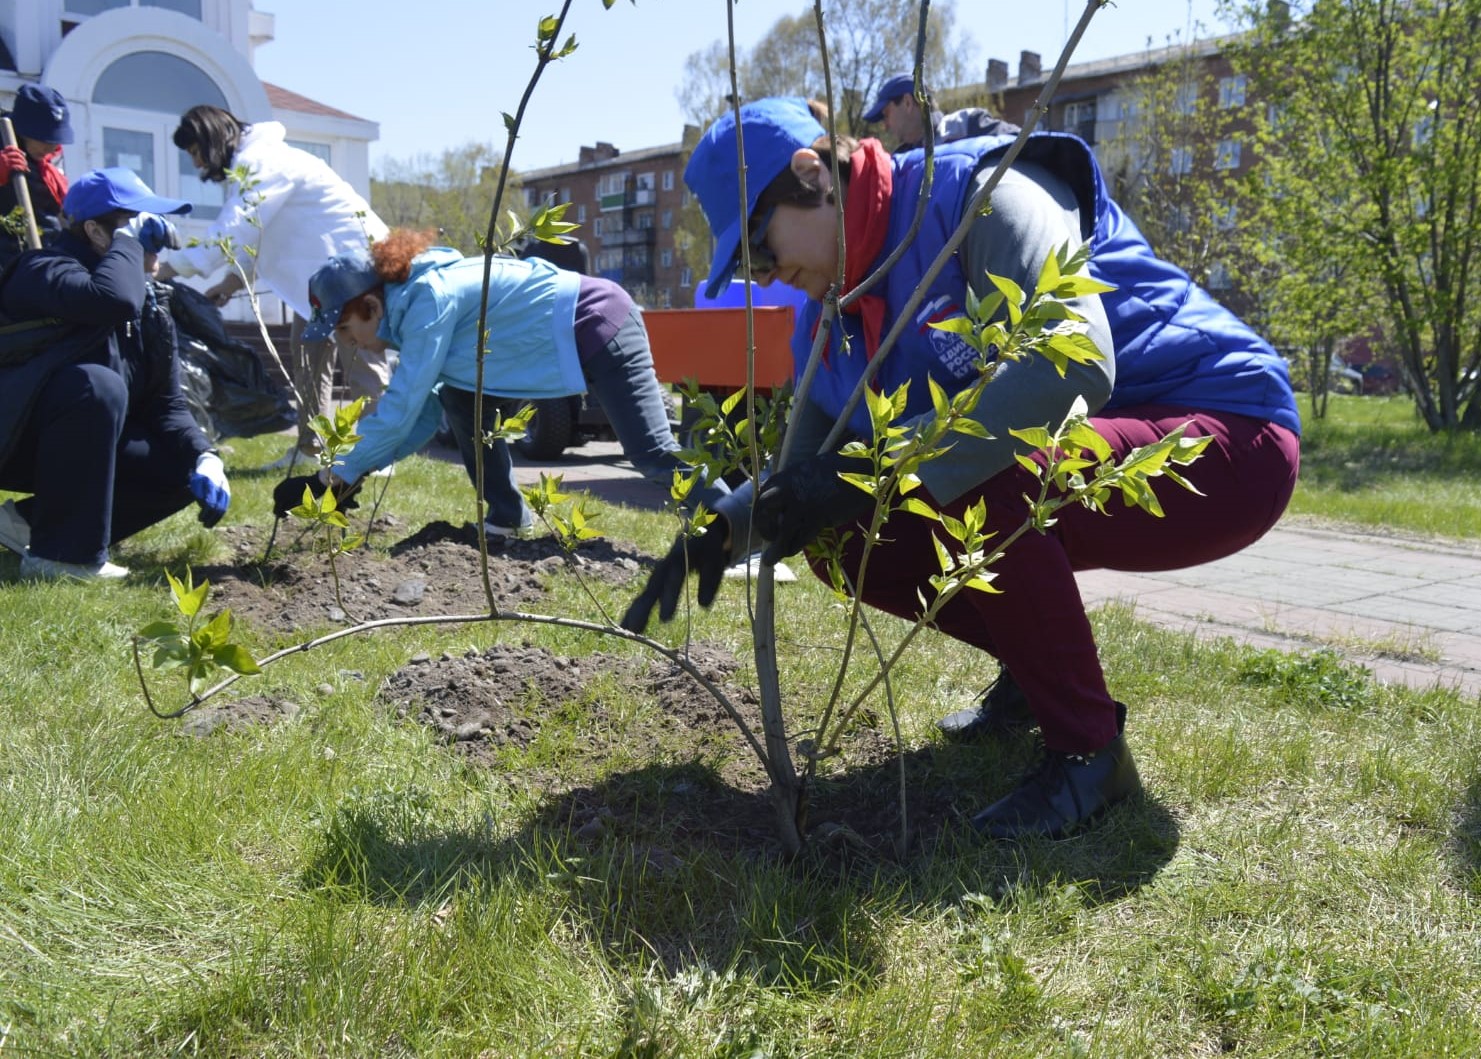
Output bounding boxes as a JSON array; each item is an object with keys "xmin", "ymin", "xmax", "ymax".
[{"xmin": 643, "ymin": 306, "xmax": 796, "ymax": 397}]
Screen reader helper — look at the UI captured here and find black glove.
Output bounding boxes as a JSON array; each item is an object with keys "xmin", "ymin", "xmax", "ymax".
[
  {"xmin": 272, "ymin": 473, "xmax": 360, "ymax": 518},
  {"xmin": 754, "ymin": 451, "xmax": 873, "ymax": 563},
  {"xmin": 620, "ymin": 517, "xmax": 733, "ymax": 633}
]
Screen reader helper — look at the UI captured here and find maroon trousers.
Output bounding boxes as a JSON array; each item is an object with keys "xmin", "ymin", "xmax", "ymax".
[{"xmin": 808, "ymin": 404, "xmax": 1301, "ymax": 753}]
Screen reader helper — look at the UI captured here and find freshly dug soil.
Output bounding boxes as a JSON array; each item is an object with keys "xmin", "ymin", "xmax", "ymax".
[{"xmin": 197, "ymin": 519, "xmax": 643, "ymax": 632}]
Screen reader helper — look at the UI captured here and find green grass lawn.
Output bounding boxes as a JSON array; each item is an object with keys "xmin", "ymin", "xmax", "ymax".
[
  {"xmin": 1289, "ymin": 394, "xmax": 1481, "ymax": 539},
  {"xmin": 1, "ymin": 432, "xmax": 1479, "ymax": 1056}
]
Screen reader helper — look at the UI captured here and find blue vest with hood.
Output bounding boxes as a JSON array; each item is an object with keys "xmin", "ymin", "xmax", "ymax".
[{"xmin": 792, "ymin": 132, "xmax": 1300, "ymax": 440}]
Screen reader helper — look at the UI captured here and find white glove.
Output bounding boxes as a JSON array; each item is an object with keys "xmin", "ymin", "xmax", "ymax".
[
  {"xmin": 120, "ymin": 213, "xmax": 182, "ymax": 254},
  {"xmin": 189, "ymin": 451, "xmax": 231, "ymax": 527}
]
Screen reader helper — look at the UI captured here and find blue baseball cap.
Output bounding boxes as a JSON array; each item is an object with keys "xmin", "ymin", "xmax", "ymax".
[
  {"xmin": 862, "ymin": 73, "xmax": 918, "ymax": 123},
  {"xmin": 61, "ymin": 167, "xmax": 191, "ymax": 222},
  {"xmin": 305, "ymin": 251, "xmax": 379, "ymax": 341},
  {"xmin": 684, "ymin": 97, "xmax": 825, "ymax": 301},
  {"xmin": 7, "ymin": 84, "xmax": 74, "ymax": 145}
]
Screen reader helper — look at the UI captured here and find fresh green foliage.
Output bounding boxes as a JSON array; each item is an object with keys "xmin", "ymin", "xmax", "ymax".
[
  {"xmin": 1231, "ymin": 0, "xmax": 1481, "ymax": 432},
  {"xmin": 135, "ymin": 567, "xmax": 260, "ymax": 699}
]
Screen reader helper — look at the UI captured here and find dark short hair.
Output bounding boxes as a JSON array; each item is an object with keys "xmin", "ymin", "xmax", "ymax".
[
  {"xmin": 172, "ymin": 105, "xmax": 246, "ymax": 183},
  {"xmin": 753, "ymin": 99, "xmax": 857, "ymax": 217},
  {"xmin": 67, "ymin": 207, "xmax": 133, "ymax": 240}
]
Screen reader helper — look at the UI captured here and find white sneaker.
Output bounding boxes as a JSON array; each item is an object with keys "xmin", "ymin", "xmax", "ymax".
[
  {"xmin": 367, "ymin": 463, "xmax": 395, "ymax": 478},
  {"xmin": 483, "ymin": 521, "xmax": 535, "ymax": 540},
  {"xmin": 0, "ymin": 499, "xmax": 29, "ymax": 555},
  {"xmin": 724, "ymin": 552, "xmax": 797, "ymax": 581},
  {"xmin": 256, "ymin": 446, "xmax": 319, "ymax": 473},
  {"xmin": 20, "ymin": 553, "xmax": 130, "ymax": 581}
]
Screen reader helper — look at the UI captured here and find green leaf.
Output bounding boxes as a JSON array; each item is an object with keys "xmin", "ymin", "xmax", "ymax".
[
  {"xmin": 138, "ymin": 620, "xmax": 181, "ymax": 642},
  {"xmin": 212, "ymin": 643, "xmax": 261, "ymax": 676},
  {"xmin": 899, "ymin": 497, "xmax": 939, "ymax": 520},
  {"xmin": 198, "ymin": 610, "xmax": 233, "ymax": 650},
  {"xmin": 952, "ymin": 417, "xmax": 992, "ymax": 439},
  {"xmin": 987, "ymin": 273, "xmax": 1025, "ymax": 325},
  {"xmin": 1008, "ymin": 426, "xmax": 1054, "ymax": 450},
  {"xmin": 928, "ymin": 316, "xmax": 977, "ymax": 335}
]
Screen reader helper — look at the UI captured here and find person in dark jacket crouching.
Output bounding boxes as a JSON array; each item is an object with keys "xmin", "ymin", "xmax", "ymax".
[{"xmin": 0, "ymin": 167, "xmax": 231, "ymax": 581}]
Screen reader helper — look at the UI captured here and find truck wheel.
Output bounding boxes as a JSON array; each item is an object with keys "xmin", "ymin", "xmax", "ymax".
[{"xmin": 514, "ymin": 396, "xmax": 577, "ymax": 460}]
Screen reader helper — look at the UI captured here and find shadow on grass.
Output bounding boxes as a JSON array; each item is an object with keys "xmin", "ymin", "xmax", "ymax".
[{"xmin": 296, "ymin": 735, "xmax": 1180, "ymax": 979}]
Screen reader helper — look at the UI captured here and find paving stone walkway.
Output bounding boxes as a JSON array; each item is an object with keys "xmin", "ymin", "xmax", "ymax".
[{"xmin": 513, "ymin": 442, "xmax": 1481, "ymax": 701}]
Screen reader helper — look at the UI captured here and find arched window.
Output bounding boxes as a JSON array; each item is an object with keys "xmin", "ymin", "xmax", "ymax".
[
  {"xmin": 91, "ymin": 51, "xmax": 228, "ymax": 218},
  {"xmin": 66, "ymin": 1, "xmax": 203, "ymax": 18},
  {"xmin": 93, "ymin": 50, "xmax": 226, "ymax": 113}
]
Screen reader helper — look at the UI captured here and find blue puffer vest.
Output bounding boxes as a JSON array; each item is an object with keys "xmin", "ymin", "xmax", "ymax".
[{"xmin": 792, "ymin": 133, "xmax": 1300, "ymax": 439}]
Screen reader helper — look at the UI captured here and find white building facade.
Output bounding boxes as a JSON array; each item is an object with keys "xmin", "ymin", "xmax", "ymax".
[{"xmin": 0, "ymin": 0, "xmax": 379, "ymax": 321}]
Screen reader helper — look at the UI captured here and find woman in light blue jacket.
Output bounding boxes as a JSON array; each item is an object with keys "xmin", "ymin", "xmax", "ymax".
[{"xmin": 276, "ymin": 228, "xmax": 713, "ymax": 534}]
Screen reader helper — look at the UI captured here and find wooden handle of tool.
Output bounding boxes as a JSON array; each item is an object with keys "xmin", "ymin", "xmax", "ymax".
[{"xmin": 1, "ymin": 117, "xmax": 43, "ymax": 250}]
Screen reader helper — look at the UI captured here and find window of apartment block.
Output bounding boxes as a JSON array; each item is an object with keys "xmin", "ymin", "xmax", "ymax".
[
  {"xmin": 1167, "ymin": 205, "xmax": 1191, "ymax": 234},
  {"xmin": 1063, "ymin": 99, "xmax": 1097, "ymax": 142},
  {"xmin": 560, "ymin": 187, "xmax": 572, "ymax": 203},
  {"xmin": 1169, "ymin": 146, "xmax": 1194, "ymax": 175},
  {"xmin": 577, "ymin": 204, "xmax": 587, "ymax": 223},
  {"xmin": 636, "ymin": 211, "xmax": 654, "ymax": 230},
  {"xmin": 593, "ymin": 218, "xmax": 603, "ymax": 237},
  {"xmin": 1174, "ymin": 83, "xmax": 1198, "ymax": 115},
  {"xmin": 1218, "ymin": 75, "xmax": 1248, "ymax": 109},
  {"xmin": 661, "ymin": 248, "xmax": 673, "ymax": 268},
  {"xmin": 1207, "ymin": 262, "xmax": 1232, "ymax": 290},
  {"xmin": 680, "ymin": 268, "xmax": 692, "ymax": 288},
  {"xmin": 1214, "ymin": 202, "xmax": 1238, "ymax": 231},
  {"xmin": 659, "ymin": 288, "xmax": 672, "ymax": 308},
  {"xmin": 662, "ymin": 170, "xmax": 675, "ymax": 191},
  {"xmin": 1214, "ymin": 139, "xmax": 1242, "ymax": 170},
  {"xmin": 524, "ymin": 187, "xmax": 540, "ymax": 208},
  {"xmin": 661, "ymin": 209, "xmax": 672, "ymax": 229}
]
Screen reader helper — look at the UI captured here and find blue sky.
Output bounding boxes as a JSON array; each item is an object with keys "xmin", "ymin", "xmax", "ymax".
[{"xmin": 253, "ymin": 0, "xmax": 1228, "ymax": 173}]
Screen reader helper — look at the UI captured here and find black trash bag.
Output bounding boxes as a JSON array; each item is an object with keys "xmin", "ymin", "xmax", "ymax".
[
  {"xmin": 167, "ymin": 280, "xmax": 295, "ymax": 439},
  {"xmin": 176, "ymin": 351, "xmax": 218, "ymax": 442}
]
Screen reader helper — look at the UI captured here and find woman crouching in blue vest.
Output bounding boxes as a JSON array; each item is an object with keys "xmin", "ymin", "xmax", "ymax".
[
  {"xmin": 273, "ymin": 228, "xmax": 726, "ymax": 534},
  {"xmin": 621, "ymin": 97, "xmax": 1301, "ymax": 842}
]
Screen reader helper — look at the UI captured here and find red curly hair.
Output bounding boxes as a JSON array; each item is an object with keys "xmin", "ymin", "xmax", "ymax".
[{"xmin": 341, "ymin": 227, "xmax": 438, "ymax": 322}]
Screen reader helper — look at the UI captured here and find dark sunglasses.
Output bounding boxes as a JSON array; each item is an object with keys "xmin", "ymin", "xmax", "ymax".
[{"xmin": 739, "ymin": 206, "xmax": 777, "ymax": 278}]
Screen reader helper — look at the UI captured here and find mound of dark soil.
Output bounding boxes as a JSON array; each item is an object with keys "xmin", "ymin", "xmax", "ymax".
[{"xmin": 196, "ymin": 520, "xmax": 643, "ymax": 632}]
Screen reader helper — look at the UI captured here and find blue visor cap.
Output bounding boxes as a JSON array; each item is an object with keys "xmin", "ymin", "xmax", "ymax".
[
  {"xmin": 61, "ymin": 167, "xmax": 192, "ymax": 222},
  {"xmin": 862, "ymin": 73, "xmax": 917, "ymax": 123},
  {"xmin": 684, "ymin": 97, "xmax": 825, "ymax": 301},
  {"xmin": 305, "ymin": 251, "xmax": 379, "ymax": 341}
]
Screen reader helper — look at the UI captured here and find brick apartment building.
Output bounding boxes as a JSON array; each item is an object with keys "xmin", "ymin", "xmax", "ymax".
[
  {"xmin": 522, "ymin": 32, "xmax": 1261, "ymax": 311},
  {"xmin": 520, "ymin": 136, "xmax": 699, "ymax": 309}
]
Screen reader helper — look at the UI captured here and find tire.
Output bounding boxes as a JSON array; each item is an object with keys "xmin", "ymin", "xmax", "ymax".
[{"xmin": 514, "ymin": 396, "xmax": 577, "ymax": 460}]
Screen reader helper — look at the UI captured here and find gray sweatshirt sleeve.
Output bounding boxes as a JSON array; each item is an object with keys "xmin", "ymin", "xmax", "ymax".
[{"xmin": 913, "ymin": 160, "xmax": 1116, "ymax": 506}]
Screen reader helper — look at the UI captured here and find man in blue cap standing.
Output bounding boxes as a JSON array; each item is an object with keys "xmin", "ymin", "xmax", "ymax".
[
  {"xmin": 0, "ymin": 84, "xmax": 75, "ymax": 265},
  {"xmin": 862, "ymin": 73, "xmax": 1018, "ymax": 153},
  {"xmin": 0, "ymin": 167, "xmax": 231, "ymax": 581}
]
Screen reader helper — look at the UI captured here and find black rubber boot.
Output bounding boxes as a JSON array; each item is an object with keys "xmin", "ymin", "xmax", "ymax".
[
  {"xmin": 936, "ymin": 668, "xmax": 1034, "ymax": 741},
  {"xmin": 970, "ymin": 704, "xmax": 1142, "ymax": 840}
]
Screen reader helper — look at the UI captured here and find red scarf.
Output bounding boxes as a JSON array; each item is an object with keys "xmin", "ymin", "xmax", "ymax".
[
  {"xmin": 37, "ymin": 147, "xmax": 69, "ymax": 213},
  {"xmin": 840, "ymin": 138, "xmax": 893, "ymax": 359}
]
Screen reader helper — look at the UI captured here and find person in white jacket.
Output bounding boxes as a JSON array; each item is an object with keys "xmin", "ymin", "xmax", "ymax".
[{"xmin": 156, "ymin": 105, "xmax": 392, "ymax": 470}]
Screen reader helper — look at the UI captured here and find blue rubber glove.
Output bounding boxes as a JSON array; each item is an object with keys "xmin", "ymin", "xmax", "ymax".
[
  {"xmin": 123, "ymin": 212, "xmax": 182, "ymax": 255},
  {"xmin": 189, "ymin": 452, "xmax": 231, "ymax": 527}
]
